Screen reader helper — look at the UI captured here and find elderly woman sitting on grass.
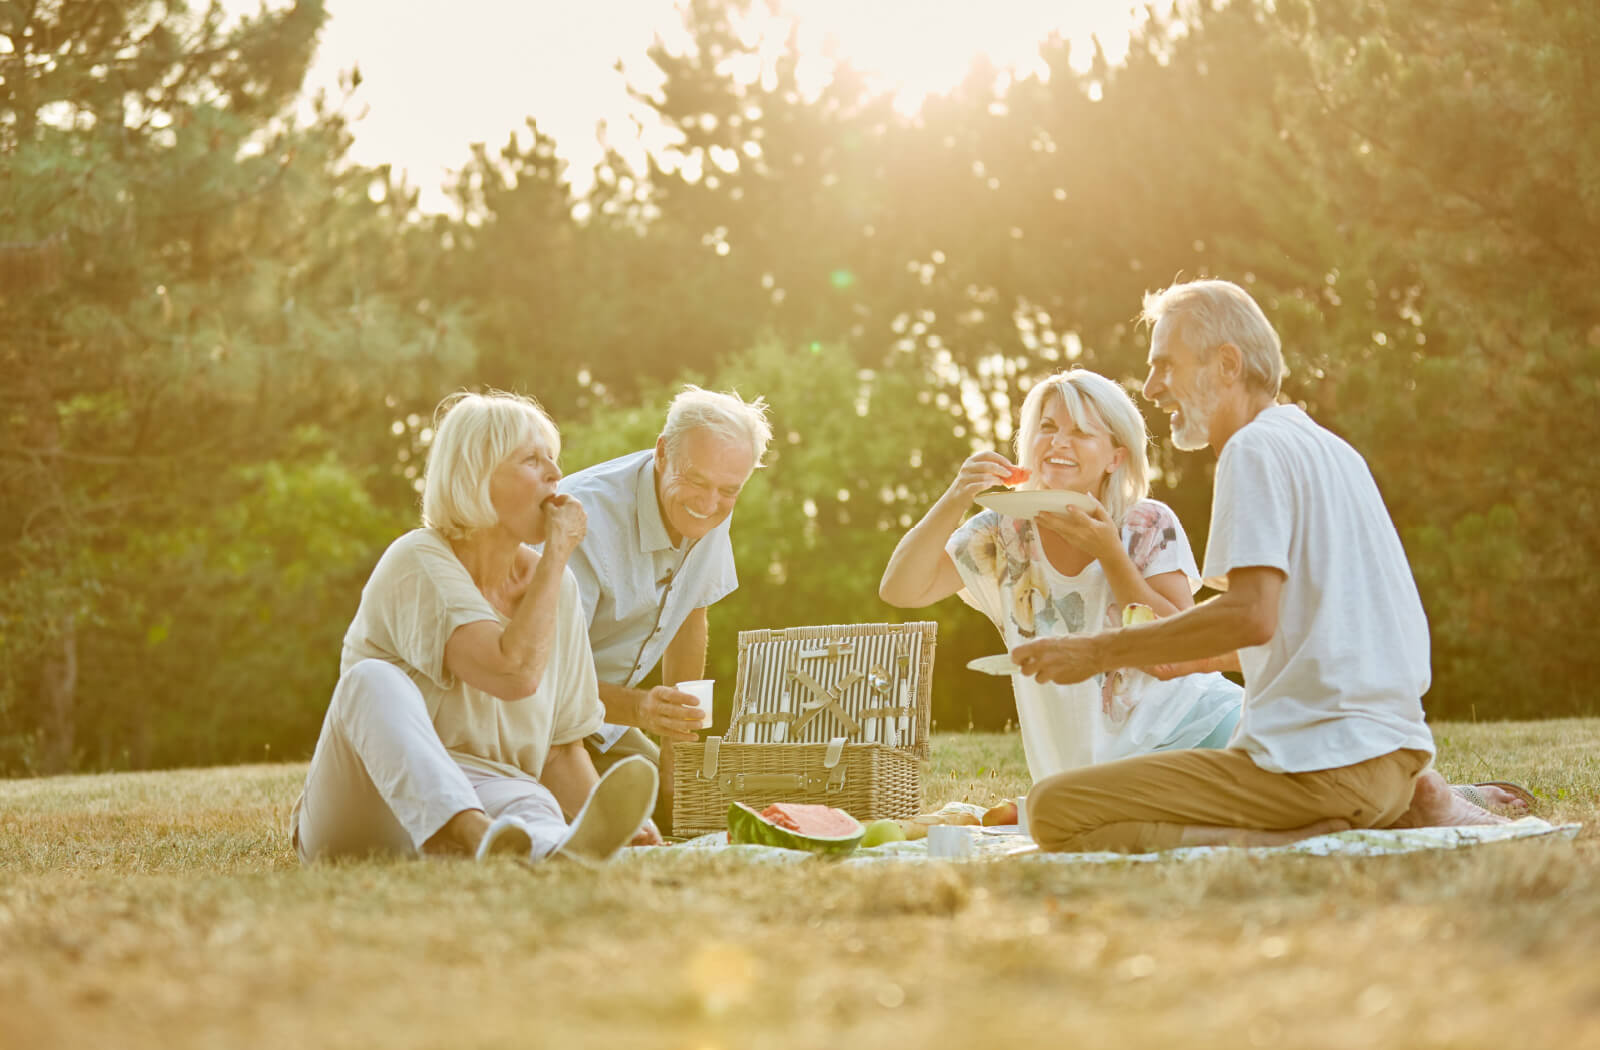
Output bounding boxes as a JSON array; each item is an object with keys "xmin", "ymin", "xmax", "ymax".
[{"xmin": 291, "ymin": 390, "xmax": 660, "ymax": 866}]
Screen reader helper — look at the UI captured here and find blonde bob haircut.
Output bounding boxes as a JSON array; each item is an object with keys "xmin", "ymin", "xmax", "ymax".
[
  {"xmin": 658, "ymin": 384, "xmax": 773, "ymax": 468},
  {"xmin": 422, "ymin": 390, "xmax": 560, "ymax": 541},
  {"xmin": 1140, "ymin": 278, "xmax": 1286, "ymax": 396},
  {"xmin": 1014, "ymin": 369, "xmax": 1151, "ymax": 527}
]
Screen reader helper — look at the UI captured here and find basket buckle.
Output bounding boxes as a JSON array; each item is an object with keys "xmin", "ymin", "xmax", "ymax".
[
  {"xmin": 697, "ymin": 735, "xmax": 722, "ymax": 781},
  {"xmin": 823, "ymin": 737, "xmax": 847, "ymax": 793}
]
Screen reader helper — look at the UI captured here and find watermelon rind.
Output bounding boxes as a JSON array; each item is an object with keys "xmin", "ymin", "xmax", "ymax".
[{"xmin": 726, "ymin": 802, "xmax": 864, "ymax": 855}]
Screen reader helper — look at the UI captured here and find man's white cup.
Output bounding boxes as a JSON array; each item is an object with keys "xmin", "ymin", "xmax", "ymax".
[{"xmin": 677, "ymin": 679, "xmax": 714, "ymax": 729}]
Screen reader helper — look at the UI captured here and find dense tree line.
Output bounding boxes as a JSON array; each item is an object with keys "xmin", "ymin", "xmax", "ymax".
[{"xmin": 3, "ymin": 0, "xmax": 1594, "ymax": 774}]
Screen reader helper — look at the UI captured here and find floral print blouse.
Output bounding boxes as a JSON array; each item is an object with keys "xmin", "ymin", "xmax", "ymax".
[{"xmin": 948, "ymin": 499, "xmax": 1238, "ymax": 779}]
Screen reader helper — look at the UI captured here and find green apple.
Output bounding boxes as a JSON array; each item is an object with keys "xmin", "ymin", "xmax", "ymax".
[{"xmin": 860, "ymin": 818, "xmax": 908, "ymax": 847}]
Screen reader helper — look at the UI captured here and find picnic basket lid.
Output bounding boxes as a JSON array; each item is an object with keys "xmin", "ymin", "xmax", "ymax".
[{"xmin": 725, "ymin": 621, "xmax": 936, "ymax": 757}]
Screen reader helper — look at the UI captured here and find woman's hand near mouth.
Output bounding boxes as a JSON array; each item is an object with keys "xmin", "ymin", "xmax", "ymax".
[{"xmin": 541, "ymin": 493, "xmax": 587, "ymax": 556}]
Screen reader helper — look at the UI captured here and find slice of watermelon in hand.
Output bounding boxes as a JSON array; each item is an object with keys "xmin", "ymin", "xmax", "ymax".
[{"xmin": 1002, "ymin": 466, "xmax": 1031, "ymax": 486}]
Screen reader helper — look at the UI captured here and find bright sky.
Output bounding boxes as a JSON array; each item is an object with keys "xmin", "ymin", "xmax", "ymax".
[{"xmin": 238, "ymin": 0, "xmax": 1147, "ymax": 211}]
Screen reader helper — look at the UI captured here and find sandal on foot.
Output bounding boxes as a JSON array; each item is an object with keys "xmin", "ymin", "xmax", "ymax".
[
  {"xmin": 1473, "ymin": 780, "xmax": 1536, "ymax": 808},
  {"xmin": 1452, "ymin": 782, "xmax": 1534, "ymax": 811}
]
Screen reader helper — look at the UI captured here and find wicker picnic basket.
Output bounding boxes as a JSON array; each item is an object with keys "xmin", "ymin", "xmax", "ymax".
[{"xmin": 670, "ymin": 621, "xmax": 936, "ymax": 836}]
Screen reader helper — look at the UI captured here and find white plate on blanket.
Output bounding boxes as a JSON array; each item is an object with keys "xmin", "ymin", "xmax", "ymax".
[
  {"xmin": 975, "ymin": 489, "xmax": 1097, "ymax": 518},
  {"xmin": 966, "ymin": 654, "xmax": 1021, "ymax": 676}
]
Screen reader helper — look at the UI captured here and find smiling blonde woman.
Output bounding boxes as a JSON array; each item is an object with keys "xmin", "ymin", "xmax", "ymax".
[{"xmin": 879, "ymin": 369, "xmax": 1240, "ymax": 782}]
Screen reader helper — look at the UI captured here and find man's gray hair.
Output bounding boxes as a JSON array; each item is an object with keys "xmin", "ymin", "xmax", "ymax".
[
  {"xmin": 659, "ymin": 384, "xmax": 773, "ymax": 467},
  {"xmin": 1140, "ymin": 279, "xmax": 1286, "ymax": 396}
]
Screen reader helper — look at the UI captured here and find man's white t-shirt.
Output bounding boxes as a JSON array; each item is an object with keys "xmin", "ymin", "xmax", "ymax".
[{"xmin": 1204, "ymin": 404, "xmax": 1435, "ymax": 773}]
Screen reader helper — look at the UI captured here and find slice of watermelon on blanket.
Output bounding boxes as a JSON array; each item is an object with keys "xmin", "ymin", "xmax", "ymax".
[{"xmin": 727, "ymin": 802, "xmax": 865, "ymax": 854}]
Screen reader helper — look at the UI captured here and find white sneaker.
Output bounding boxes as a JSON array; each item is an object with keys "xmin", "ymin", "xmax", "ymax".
[
  {"xmin": 475, "ymin": 814, "xmax": 534, "ymax": 863},
  {"xmin": 554, "ymin": 756, "xmax": 659, "ymax": 867}
]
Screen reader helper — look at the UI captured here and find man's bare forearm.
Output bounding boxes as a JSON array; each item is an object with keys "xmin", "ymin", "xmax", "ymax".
[
  {"xmin": 662, "ymin": 607, "xmax": 708, "ymax": 686},
  {"xmin": 597, "ymin": 680, "xmax": 643, "ymax": 727},
  {"xmin": 1089, "ymin": 590, "xmax": 1268, "ymax": 674}
]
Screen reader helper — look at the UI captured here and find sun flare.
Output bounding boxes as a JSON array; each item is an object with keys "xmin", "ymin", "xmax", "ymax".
[
  {"xmin": 226, "ymin": 0, "xmax": 1146, "ymax": 209},
  {"xmin": 755, "ymin": 0, "xmax": 1142, "ymax": 115}
]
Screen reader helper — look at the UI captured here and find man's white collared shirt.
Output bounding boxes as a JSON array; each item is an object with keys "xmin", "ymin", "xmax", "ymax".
[{"xmin": 558, "ymin": 450, "xmax": 738, "ymax": 750}]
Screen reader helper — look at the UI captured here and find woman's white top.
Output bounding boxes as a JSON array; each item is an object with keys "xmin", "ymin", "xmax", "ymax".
[
  {"xmin": 340, "ymin": 529, "xmax": 605, "ymax": 782},
  {"xmin": 949, "ymin": 498, "xmax": 1238, "ymax": 781}
]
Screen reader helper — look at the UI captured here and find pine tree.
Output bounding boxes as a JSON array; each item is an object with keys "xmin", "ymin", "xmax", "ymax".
[
  {"xmin": 1258, "ymin": 0, "xmax": 1600, "ymax": 715},
  {"xmin": 0, "ymin": 1, "xmax": 475, "ymax": 771}
]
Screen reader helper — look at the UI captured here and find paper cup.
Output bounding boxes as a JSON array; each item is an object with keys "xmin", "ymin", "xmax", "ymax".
[
  {"xmin": 927, "ymin": 824, "xmax": 975, "ymax": 859},
  {"xmin": 678, "ymin": 679, "xmax": 714, "ymax": 728},
  {"xmin": 1015, "ymin": 796, "xmax": 1029, "ymax": 837}
]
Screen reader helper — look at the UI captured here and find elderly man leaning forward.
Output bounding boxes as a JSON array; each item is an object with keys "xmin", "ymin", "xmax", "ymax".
[
  {"xmin": 1013, "ymin": 279, "xmax": 1508, "ymax": 852},
  {"xmin": 557, "ymin": 385, "xmax": 773, "ymax": 825}
]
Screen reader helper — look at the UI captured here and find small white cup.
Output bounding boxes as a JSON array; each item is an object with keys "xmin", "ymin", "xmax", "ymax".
[
  {"xmin": 1015, "ymin": 796, "xmax": 1030, "ymax": 837},
  {"xmin": 926, "ymin": 824, "xmax": 975, "ymax": 859},
  {"xmin": 677, "ymin": 679, "xmax": 714, "ymax": 728}
]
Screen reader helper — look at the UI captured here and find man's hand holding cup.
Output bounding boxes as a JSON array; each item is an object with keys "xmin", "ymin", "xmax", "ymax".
[{"xmin": 639, "ymin": 683, "xmax": 712, "ymax": 742}]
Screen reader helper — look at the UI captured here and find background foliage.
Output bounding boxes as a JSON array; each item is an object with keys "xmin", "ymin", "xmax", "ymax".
[{"xmin": 3, "ymin": 0, "xmax": 1594, "ymax": 774}]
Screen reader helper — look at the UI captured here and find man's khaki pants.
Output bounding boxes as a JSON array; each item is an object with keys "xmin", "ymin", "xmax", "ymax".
[{"xmin": 1027, "ymin": 746, "xmax": 1431, "ymax": 853}]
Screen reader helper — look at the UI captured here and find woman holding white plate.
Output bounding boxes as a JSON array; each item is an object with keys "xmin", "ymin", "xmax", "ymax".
[
  {"xmin": 879, "ymin": 369, "xmax": 1240, "ymax": 781},
  {"xmin": 882, "ymin": 369, "xmax": 1533, "ymax": 815}
]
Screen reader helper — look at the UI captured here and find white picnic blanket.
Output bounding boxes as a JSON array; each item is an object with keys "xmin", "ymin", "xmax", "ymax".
[{"xmin": 645, "ymin": 802, "xmax": 1579, "ymax": 865}]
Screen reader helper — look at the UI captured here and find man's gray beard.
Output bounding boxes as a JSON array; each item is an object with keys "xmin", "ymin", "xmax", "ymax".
[
  {"xmin": 1169, "ymin": 374, "xmax": 1219, "ymax": 452},
  {"xmin": 1170, "ymin": 410, "xmax": 1211, "ymax": 451}
]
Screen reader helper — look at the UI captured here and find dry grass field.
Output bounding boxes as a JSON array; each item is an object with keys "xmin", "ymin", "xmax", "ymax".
[{"xmin": 2, "ymin": 721, "xmax": 1597, "ymax": 1050}]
